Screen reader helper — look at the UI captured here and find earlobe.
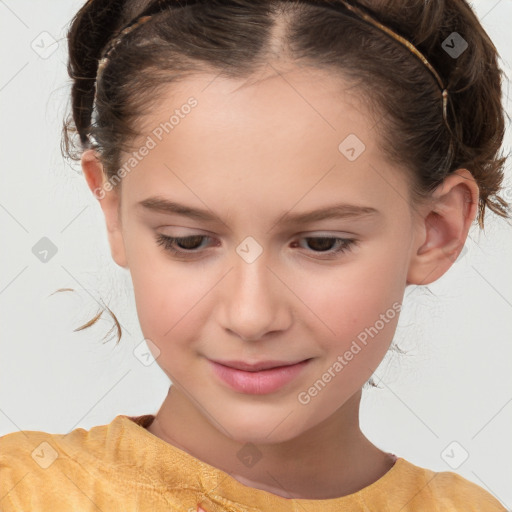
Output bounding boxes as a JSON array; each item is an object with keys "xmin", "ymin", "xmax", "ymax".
[
  {"xmin": 81, "ymin": 149, "xmax": 129, "ymax": 269},
  {"xmin": 406, "ymin": 169, "xmax": 479, "ymax": 286}
]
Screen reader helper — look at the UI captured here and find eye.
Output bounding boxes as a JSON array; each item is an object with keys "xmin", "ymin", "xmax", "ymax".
[
  {"xmin": 155, "ymin": 234, "xmax": 211, "ymax": 257},
  {"xmin": 155, "ymin": 234, "xmax": 358, "ymax": 260},
  {"xmin": 291, "ymin": 236, "xmax": 358, "ymax": 259}
]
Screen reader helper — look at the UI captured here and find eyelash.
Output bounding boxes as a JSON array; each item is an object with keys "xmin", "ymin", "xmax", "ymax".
[{"xmin": 155, "ymin": 234, "xmax": 358, "ymax": 260}]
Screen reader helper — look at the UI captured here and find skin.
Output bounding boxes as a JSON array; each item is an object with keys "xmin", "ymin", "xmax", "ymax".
[{"xmin": 81, "ymin": 63, "xmax": 479, "ymax": 500}]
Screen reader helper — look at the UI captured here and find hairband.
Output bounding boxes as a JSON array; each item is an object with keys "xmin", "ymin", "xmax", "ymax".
[{"xmin": 93, "ymin": 0, "xmax": 452, "ymax": 140}]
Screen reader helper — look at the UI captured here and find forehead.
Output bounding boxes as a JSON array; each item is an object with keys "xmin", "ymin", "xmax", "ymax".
[
  {"xmin": 121, "ymin": 66, "xmax": 412, "ymax": 221},
  {"xmin": 135, "ymin": 64, "xmax": 376, "ymax": 154}
]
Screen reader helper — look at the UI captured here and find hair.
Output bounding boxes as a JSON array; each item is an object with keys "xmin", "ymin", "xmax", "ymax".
[{"xmin": 58, "ymin": 0, "xmax": 510, "ymax": 375}]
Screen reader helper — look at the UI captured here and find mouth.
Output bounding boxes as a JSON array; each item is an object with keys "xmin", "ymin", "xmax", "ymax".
[
  {"xmin": 207, "ymin": 358, "xmax": 313, "ymax": 395},
  {"xmin": 209, "ymin": 358, "xmax": 312, "ymax": 372}
]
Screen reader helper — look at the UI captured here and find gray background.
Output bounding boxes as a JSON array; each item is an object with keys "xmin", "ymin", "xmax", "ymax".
[{"xmin": 1, "ymin": 0, "xmax": 511, "ymax": 507}]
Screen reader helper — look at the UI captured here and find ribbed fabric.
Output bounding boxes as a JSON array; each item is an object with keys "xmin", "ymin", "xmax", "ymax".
[{"xmin": 0, "ymin": 413, "xmax": 506, "ymax": 511}]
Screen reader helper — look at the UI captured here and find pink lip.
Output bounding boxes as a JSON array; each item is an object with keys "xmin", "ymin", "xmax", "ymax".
[
  {"xmin": 208, "ymin": 359, "xmax": 312, "ymax": 395},
  {"xmin": 210, "ymin": 359, "xmax": 308, "ymax": 371}
]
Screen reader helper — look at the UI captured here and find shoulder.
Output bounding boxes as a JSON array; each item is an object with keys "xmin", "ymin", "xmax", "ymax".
[
  {"xmin": 0, "ymin": 418, "xmax": 111, "ymax": 471},
  {"xmin": 0, "ymin": 427, "xmax": 63, "ymax": 509},
  {"xmin": 428, "ymin": 470, "xmax": 507, "ymax": 511},
  {"xmin": 0, "ymin": 416, "xmax": 140, "ymax": 511},
  {"xmin": 0, "ymin": 426, "xmax": 63, "ymax": 476},
  {"xmin": 395, "ymin": 458, "xmax": 507, "ymax": 511},
  {"xmin": 0, "ymin": 414, "xmax": 199, "ymax": 512}
]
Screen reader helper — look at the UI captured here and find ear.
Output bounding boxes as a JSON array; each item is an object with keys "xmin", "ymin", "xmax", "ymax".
[
  {"xmin": 407, "ymin": 168, "xmax": 479, "ymax": 286},
  {"xmin": 81, "ymin": 149, "xmax": 128, "ymax": 269}
]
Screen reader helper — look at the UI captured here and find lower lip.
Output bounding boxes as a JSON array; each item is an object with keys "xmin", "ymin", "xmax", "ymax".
[{"xmin": 208, "ymin": 359, "xmax": 312, "ymax": 395}]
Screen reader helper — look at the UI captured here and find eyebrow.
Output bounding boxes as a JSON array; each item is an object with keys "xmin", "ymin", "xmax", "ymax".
[{"xmin": 137, "ymin": 196, "xmax": 380, "ymax": 225}]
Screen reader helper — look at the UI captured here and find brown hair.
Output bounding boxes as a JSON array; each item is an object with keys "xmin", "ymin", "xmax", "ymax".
[{"xmin": 59, "ymin": 0, "xmax": 510, "ymax": 361}]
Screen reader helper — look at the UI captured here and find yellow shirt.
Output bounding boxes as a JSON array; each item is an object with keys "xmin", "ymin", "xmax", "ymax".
[{"xmin": 0, "ymin": 413, "xmax": 506, "ymax": 511}]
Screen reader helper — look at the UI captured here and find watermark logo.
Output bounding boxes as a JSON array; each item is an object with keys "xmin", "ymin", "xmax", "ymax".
[
  {"xmin": 441, "ymin": 440, "xmax": 469, "ymax": 469},
  {"xmin": 31, "ymin": 441, "xmax": 58, "ymax": 469},
  {"xmin": 32, "ymin": 237, "xmax": 58, "ymax": 263},
  {"xmin": 338, "ymin": 134, "xmax": 366, "ymax": 161},
  {"xmin": 441, "ymin": 32, "xmax": 468, "ymax": 59},
  {"xmin": 133, "ymin": 338, "xmax": 161, "ymax": 366},
  {"xmin": 31, "ymin": 31, "xmax": 59, "ymax": 59},
  {"xmin": 236, "ymin": 236, "xmax": 264, "ymax": 264},
  {"xmin": 237, "ymin": 442, "xmax": 263, "ymax": 468}
]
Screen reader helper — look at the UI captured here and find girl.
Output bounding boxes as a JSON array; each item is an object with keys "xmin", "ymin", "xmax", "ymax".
[{"xmin": 0, "ymin": 0, "xmax": 510, "ymax": 510}]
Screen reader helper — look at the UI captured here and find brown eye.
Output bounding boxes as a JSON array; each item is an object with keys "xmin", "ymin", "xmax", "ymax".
[
  {"xmin": 303, "ymin": 237, "xmax": 337, "ymax": 252},
  {"xmin": 155, "ymin": 234, "xmax": 211, "ymax": 257},
  {"xmin": 292, "ymin": 237, "xmax": 358, "ymax": 258},
  {"xmin": 172, "ymin": 235, "xmax": 205, "ymax": 250}
]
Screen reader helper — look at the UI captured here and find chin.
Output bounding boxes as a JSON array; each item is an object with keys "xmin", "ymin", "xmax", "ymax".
[{"xmin": 215, "ymin": 411, "xmax": 305, "ymax": 446}]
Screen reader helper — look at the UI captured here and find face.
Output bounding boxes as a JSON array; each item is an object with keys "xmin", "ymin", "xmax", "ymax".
[{"xmin": 94, "ymin": 65, "xmax": 426, "ymax": 444}]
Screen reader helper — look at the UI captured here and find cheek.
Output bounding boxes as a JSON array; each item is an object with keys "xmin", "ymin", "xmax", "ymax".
[
  {"xmin": 290, "ymin": 258, "xmax": 403, "ymax": 413},
  {"xmin": 291, "ymin": 247, "xmax": 405, "ymax": 360},
  {"xmin": 124, "ymin": 229, "xmax": 209, "ymax": 346},
  {"xmin": 129, "ymin": 261, "xmax": 212, "ymax": 385},
  {"xmin": 131, "ymin": 266, "xmax": 208, "ymax": 341}
]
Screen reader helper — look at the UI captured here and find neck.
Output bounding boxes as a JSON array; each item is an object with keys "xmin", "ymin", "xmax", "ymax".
[{"xmin": 146, "ymin": 386, "xmax": 395, "ymax": 499}]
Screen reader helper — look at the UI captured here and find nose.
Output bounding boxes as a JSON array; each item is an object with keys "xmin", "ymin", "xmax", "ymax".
[{"xmin": 221, "ymin": 252, "xmax": 292, "ymax": 342}]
